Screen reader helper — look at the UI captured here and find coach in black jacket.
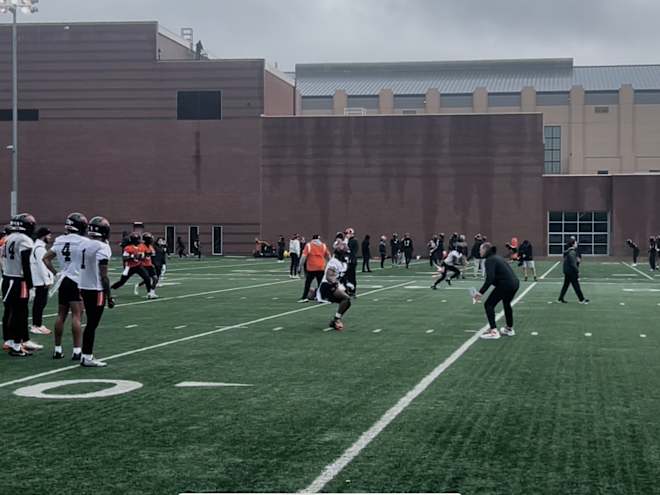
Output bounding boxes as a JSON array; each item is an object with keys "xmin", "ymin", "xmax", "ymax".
[
  {"xmin": 345, "ymin": 227, "xmax": 359, "ymax": 294},
  {"xmin": 558, "ymin": 239, "xmax": 589, "ymax": 304},
  {"xmin": 474, "ymin": 243, "xmax": 520, "ymax": 339}
]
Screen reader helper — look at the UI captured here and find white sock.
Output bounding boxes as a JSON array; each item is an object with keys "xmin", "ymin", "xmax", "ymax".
[
  {"xmin": 73, "ymin": 347, "xmax": 82, "ymax": 355},
  {"xmin": 55, "ymin": 345, "xmax": 63, "ymax": 353},
  {"xmin": 11, "ymin": 341, "xmax": 21, "ymax": 351},
  {"xmin": 335, "ymin": 313, "xmax": 342, "ymax": 319}
]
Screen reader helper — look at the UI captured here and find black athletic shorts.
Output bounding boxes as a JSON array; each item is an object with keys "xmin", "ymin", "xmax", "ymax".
[
  {"xmin": 145, "ymin": 266, "xmax": 156, "ymax": 278},
  {"xmin": 58, "ymin": 276, "xmax": 82, "ymax": 306},
  {"xmin": 2, "ymin": 276, "xmax": 28, "ymax": 304},
  {"xmin": 319, "ymin": 282, "xmax": 342, "ymax": 303}
]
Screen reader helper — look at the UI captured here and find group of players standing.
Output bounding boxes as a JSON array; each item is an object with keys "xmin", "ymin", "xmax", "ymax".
[{"xmin": 1, "ymin": 212, "xmax": 166, "ymax": 366}]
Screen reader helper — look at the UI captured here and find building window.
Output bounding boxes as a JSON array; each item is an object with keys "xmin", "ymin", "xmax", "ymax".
[
  {"xmin": 0, "ymin": 109, "xmax": 39, "ymax": 121},
  {"xmin": 177, "ymin": 91, "xmax": 222, "ymax": 120},
  {"xmin": 548, "ymin": 211, "xmax": 609, "ymax": 256},
  {"xmin": 165, "ymin": 226, "xmax": 175, "ymax": 254},
  {"xmin": 544, "ymin": 126, "xmax": 561, "ymax": 174},
  {"xmin": 346, "ymin": 95, "xmax": 379, "ymax": 111},
  {"xmin": 188, "ymin": 226, "xmax": 199, "ymax": 255},
  {"xmin": 537, "ymin": 92, "xmax": 569, "ymax": 106},
  {"xmin": 394, "ymin": 95, "xmax": 426, "ymax": 111},
  {"xmin": 442, "ymin": 93, "xmax": 473, "ymax": 108},
  {"xmin": 488, "ymin": 93, "xmax": 521, "ymax": 107},
  {"xmin": 301, "ymin": 96, "xmax": 333, "ymax": 112},
  {"xmin": 635, "ymin": 90, "xmax": 660, "ymax": 104},
  {"xmin": 584, "ymin": 91, "xmax": 618, "ymax": 106},
  {"xmin": 212, "ymin": 226, "xmax": 223, "ymax": 256}
]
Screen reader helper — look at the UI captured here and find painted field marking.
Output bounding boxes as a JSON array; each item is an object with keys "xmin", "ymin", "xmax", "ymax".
[
  {"xmin": 125, "ymin": 324, "xmax": 138, "ymax": 329},
  {"xmin": 0, "ymin": 281, "xmax": 414, "ymax": 390},
  {"xmin": 322, "ymin": 327, "xmax": 334, "ymax": 333},
  {"xmin": 619, "ymin": 302, "xmax": 626, "ymax": 306},
  {"xmin": 641, "ymin": 334, "xmax": 647, "ymax": 338},
  {"xmin": 175, "ymin": 382, "xmax": 253, "ymax": 388},
  {"xmin": 206, "ymin": 296, "xmax": 215, "ymax": 300},
  {"xmin": 585, "ymin": 333, "xmax": 592, "ymax": 337},
  {"xmin": 464, "ymin": 330, "xmax": 478, "ymax": 333},
  {"xmin": 623, "ymin": 288, "xmax": 660, "ymax": 292},
  {"xmin": 406, "ymin": 299, "xmax": 413, "ymax": 303},
  {"xmin": 272, "ymin": 327, "xmax": 283, "ymax": 332},
  {"xmin": 441, "ymin": 300, "xmax": 447, "ymax": 303},
  {"xmin": 372, "ymin": 329, "xmax": 383, "ymax": 334},
  {"xmin": 373, "ymin": 299, "xmax": 380, "ymax": 302},
  {"xmin": 531, "ymin": 332, "xmax": 539, "ymax": 336},
  {"xmin": 174, "ymin": 325, "xmax": 188, "ymax": 330},
  {"xmin": 426, "ymin": 329, "xmax": 435, "ymax": 334},
  {"xmin": 621, "ymin": 262, "xmax": 654, "ymax": 280},
  {"xmin": 299, "ymin": 261, "xmax": 559, "ymax": 494},
  {"xmin": 43, "ymin": 279, "xmax": 294, "ymax": 319},
  {"xmin": 272, "ymin": 297, "xmax": 280, "ymax": 300}
]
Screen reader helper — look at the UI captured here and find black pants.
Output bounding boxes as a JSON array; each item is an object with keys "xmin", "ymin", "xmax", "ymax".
[
  {"xmin": 380, "ymin": 254, "xmax": 386, "ymax": 268},
  {"xmin": 32, "ymin": 285, "xmax": 49, "ymax": 327},
  {"xmin": 404, "ymin": 250, "xmax": 413, "ymax": 268},
  {"xmin": 81, "ymin": 290, "xmax": 105, "ymax": 355},
  {"xmin": 2, "ymin": 276, "xmax": 29, "ymax": 343},
  {"xmin": 112, "ymin": 266, "xmax": 152, "ymax": 292},
  {"xmin": 650, "ymin": 252, "xmax": 657, "ymax": 271},
  {"xmin": 559, "ymin": 273, "xmax": 585, "ymax": 302},
  {"xmin": 346, "ymin": 262, "xmax": 357, "ymax": 289},
  {"xmin": 302, "ymin": 270, "xmax": 324, "ymax": 299},
  {"xmin": 290, "ymin": 253, "xmax": 300, "ymax": 276},
  {"xmin": 433, "ymin": 265, "xmax": 460, "ymax": 286},
  {"xmin": 362, "ymin": 256, "xmax": 371, "ymax": 272},
  {"xmin": 485, "ymin": 285, "xmax": 519, "ymax": 329},
  {"xmin": 633, "ymin": 248, "xmax": 640, "ymax": 264}
]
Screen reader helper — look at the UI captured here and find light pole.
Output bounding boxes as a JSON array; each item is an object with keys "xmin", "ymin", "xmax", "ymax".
[{"xmin": 0, "ymin": 0, "xmax": 38, "ymax": 217}]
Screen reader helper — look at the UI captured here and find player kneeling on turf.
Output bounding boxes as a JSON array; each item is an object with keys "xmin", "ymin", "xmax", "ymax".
[
  {"xmin": 317, "ymin": 244, "xmax": 354, "ymax": 331},
  {"xmin": 78, "ymin": 217, "xmax": 115, "ymax": 367},
  {"xmin": 472, "ymin": 242, "xmax": 520, "ymax": 340}
]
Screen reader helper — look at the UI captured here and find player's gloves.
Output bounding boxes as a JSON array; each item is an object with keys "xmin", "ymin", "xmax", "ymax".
[{"xmin": 107, "ymin": 296, "xmax": 116, "ymax": 309}]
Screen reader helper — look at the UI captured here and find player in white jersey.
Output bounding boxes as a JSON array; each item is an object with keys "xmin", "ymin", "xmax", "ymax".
[
  {"xmin": 431, "ymin": 248, "xmax": 464, "ymax": 289},
  {"xmin": 2, "ymin": 214, "xmax": 42, "ymax": 357},
  {"xmin": 78, "ymin": 217, "xmax": 115, "ymax": 367},
  {"xmin": 43, "ymin": 212, "xmax": 89, "ymax": 361},
  {"xmin": 317, "ymin": 243, "xmax": 354, "ymax": 331}
]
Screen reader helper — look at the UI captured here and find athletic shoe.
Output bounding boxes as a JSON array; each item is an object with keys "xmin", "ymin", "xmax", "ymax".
[
  {"xmin": 480, "ymin": 329, "xmax": 501, "ymax": 340},
  {"xmin": 9, "ymin": 348, "xmax": 32, "ymax": 357},
  {"xmin": 446, "ymin": 279, "xmax": 452, "ymax": 286},
  {"xmin": 22, "ymin": 340, "xmax": 43, "ymax": 351},
  {"xmin": 30, "ymin": 326, "xmax": 46, "ymax": 335},
  {"xmin": 500, "ymin": 327, "xmax": 516, "ymax": 337},
  {"xmin": 80, "ymin": 357, "xmax": 108, "ymax": 368},
  {"xmin": 330, "ymin": 319, "xmax": 344, "ymax": 331},
  {"xmin": 147, "ymin": 292, "xmax": 159, "ymax": 300},
  {"xmin": 534, "ymin": 277, "xmax": 538, "ymax": 281},
  {"xmin": 558, "ymin": 299, "xmax": 567, "ymax": 304},
  {"xmin": 524, "ymin": 277, "xmax": 528, "ymax": 282},
  {"xmin": 580, "ymin": 299, "xmax": 590, "ymax": 305},
  {"xmin": 297, "ymin": 299, "xmax": 309, "ymax": 303},
  {"xmin": 52, "ymin": 350, "xmax": 64, "ymax": 360},
  {"xmin": 72, "ymin": 353, "xmax": 81, "ymax": 362},
  {"xmin": 133, "ymin": 283, "xmax": 140, "ymax": 296},
  {"xmin": 431, "ymin": 285, "xmax": 437, "ymax": 290}
]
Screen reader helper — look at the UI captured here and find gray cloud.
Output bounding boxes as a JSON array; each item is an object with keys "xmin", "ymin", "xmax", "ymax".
[{"xmin": 11, "ymin": 0, "xmax": 660, "ymax": 69}]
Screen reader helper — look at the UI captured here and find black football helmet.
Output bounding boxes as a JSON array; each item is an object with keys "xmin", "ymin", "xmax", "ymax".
[
  {"xmin": 129, "ymin": 232, "xmax": 141, "ymax": 245},
  {"xmin": 9, "ymin": 213, "xmax": 36, "ymax": 236},
  {"xmin": 142, "ymin": 232, "xmax": 154, "ymax": 245},
  {"xmin": 65, "ymin": 212, "xmax": 88, "ymax": 235},
  {"xmin": 88, "ymin": 216, "xmax": 111, "ymax": 241}
]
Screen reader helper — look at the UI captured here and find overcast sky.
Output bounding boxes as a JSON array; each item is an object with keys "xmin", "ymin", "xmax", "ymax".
[{"xmin": 11, "ymin": 0, "xmax": 660, "ymax": 70}]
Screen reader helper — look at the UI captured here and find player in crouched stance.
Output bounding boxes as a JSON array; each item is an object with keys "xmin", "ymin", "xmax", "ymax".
[
  {"xmin": 473, "ymin": 243, "xmax": 520, "ymax": 340},
  {"xmin": 78, "ymin": 217, "xmax": 115, "ymax": 367},
  {"xmin": 317, "ymin": 244, "xmax": 354, "ymax": 331}
]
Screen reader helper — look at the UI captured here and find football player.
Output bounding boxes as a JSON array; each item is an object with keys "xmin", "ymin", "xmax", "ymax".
[
  {"xmin": 317, "ymin": 243, "xmax": 354, "ymax": 331},
  {"xmin": 153, "ymin": 237, "xmax": 167, "ymax": 285},
  {"xmin": 135, "ymin": 232, "xmax": 158, "ymax": 296},
  {"xmin": 431, "ymin": 247, "xmax": 464, "ymax": 289},
  {"xmin": 111, "ymin": 232, "xmax": 156, "ymax": 299},
  {"xmin": 30, "ymin": 227, "xmax": 54, "ymax": 335},
  {"xmin": 43, "ymin": 212, "xmax": 89, "ymax": 360},
  {"xmin": 78, "ymin": 217, "xmax": 115, "ymax": 367},
  {"xmin": 2, "ymin": 213, "xmax": 41, "ymax": 357}
]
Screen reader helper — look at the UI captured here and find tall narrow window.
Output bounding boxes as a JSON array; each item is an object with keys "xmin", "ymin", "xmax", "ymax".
[
  {"xmin": 212, "ymin": 226, "xmax": 223, "ymax": 256},
  {"xmin": 165, "ymin": 226, "xmax": 175, "ymax": 254},
  {"xmin": 544, "ymin": 126, "xmax": 561, "ymax": 174}
]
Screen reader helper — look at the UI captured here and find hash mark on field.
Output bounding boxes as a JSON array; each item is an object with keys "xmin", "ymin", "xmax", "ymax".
[
  {"xmin": 426, "ymin": 329, "xmax": 435, "ymax": 334},
  {"xmin": 585, "ymin": 332, "xmax": 592, "ymax": 337},
  {"xmin": 272, "ymin": 297, "xmax": 279, "ymax": 300},
  {"xmin": 125, "ymin": 324, "xmax": 138, "ymax": 329},
  {"xmin": 531, "ymin": 332, "xmax": 539, "ymax": 336},
  {"xmin": 641, "ymin": 334, "xmax": 647, "ymax": 338},
  {"xmin": 322, "ymin": 327, "xmax": 333, "ymax": 333},
  {"xmin": 373, "ymin": 299, "xmax": 379, "ymax": 302},
  {"xmin": 206, "ymin": 296, "xmax": 215, "ymax": 299},
  {"xmin": 406, "ymin": 299, "xmax": 413, "ymax": 302},
  {"xmin": 372, "ymin": 329, "xmax": 383, "ymax": 333},
  {"xmin": 441, "ymin": 300, "xmax": 447, "ymax": 303},
  {"xmin": 174, "ymin": 325, "xmax": 187, "ymax": 330},
  {"xmin": 464, "ymin": 330, "xmax": 477, "ymax": 333},
  {"xmin": 273, "ymin": 327, "xmax": 283, "ymax": 332}
]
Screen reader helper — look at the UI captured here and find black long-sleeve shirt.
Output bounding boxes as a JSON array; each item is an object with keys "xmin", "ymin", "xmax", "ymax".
[
  {"xmin": 347, "ymin": 237, "xmax": 359, "ymax": 264},
  {"xmin": 402, "ymin": 238, "xmax": 413, "ymax": 253},
  {"xmin": 479, "ymin": 254, "xmax": 520, "ymax": 294},
  {"xmin": 361, "ymin": 239, "xmax": 371, "ymax": 258}
]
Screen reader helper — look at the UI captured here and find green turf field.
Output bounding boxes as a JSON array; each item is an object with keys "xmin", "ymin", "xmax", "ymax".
[{"xmin": 2, "ymin": 256, "xmax": 660, "ymax": 494}]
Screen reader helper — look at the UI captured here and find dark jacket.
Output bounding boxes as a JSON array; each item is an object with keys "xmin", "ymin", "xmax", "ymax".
[
  {"xmin": 470, "ymin": 241, "xmax": 482, "ymax": 260},
  {"xmin": 479, "ymin": 253, "xmax": 520, "ymax": 294},
  {"xmin": 361, "ymin": 239, "xmax": 371, "ymax": 258},
  {"xmin": 563, "ymin": 247, "xmax": 580, "ymax": 275},
  {"xmin": 519, "ymin": 241, "xmax": 533, "ymax": 261},
  {"xmin": 347, "ymin": 237, "xmax": 359, "ymax": 264},
  {"xmin": 402, "ymin": 238, "xmax": 413, "ymax": 253},
  {"xmin": 379, "ymin": 241, "xmax": 386, "ymax": 255},
  {"xmin": 390, "ymin": 239, "xmax": 399, "ymax": 256}
]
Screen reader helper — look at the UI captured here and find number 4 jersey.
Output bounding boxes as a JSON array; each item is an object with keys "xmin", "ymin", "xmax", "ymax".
[
  {"xmin": 52, "ymin": 233, "xmax": 87, "ymax": 284},
  {"xmin": 78, "ymin": 238, "xmax": 112, "ymax": 291}
]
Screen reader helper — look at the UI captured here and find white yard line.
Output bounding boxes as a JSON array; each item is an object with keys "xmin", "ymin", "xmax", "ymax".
[
  {"xmin": 0, "ymin": 281, "xmax": 414, "ymax": 390},
  {"xmin": 299, "ymin": 261, "xmax": 559, "ymax": 494},
  {"xmin": 621, "ymin": 262, "xmax": 654, "ymax": 281},
  {"xmin": 42, "ymin": 279, "xmax": 296, "ymax": 319}
]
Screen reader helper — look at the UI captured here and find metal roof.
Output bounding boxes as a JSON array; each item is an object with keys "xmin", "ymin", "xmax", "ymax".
[{"xmin": 295, "ymin": 59, "xmax": 660, "ymax": 96}]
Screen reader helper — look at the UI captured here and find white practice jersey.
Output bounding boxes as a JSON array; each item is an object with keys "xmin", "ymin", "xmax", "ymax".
[
  {"xmin": 321, "ymin": 257, "xmax": 346, "ymax": 285},
  {"xmin": 30, "ymin": 239, "xmax": 54, "ymax": 287},
  {"xmin": 444, "ymin": 250, "xmax": 463, "ymax": 266},
  {"xmin": 52, "ymin": 233, "xmax": 87, "ymax": 284},
  {"xmin": 78, "ymin": 238, "xmax": 112, "ymax": 291},
  {"xmin": 1, "ymin": 233, "xmax": 34, "ymax": 278}
]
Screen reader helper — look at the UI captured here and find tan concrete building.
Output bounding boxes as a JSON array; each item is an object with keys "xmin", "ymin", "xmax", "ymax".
[{"xmin": 295, "ymin": 59, "xmax": 660, "ymax": 175}]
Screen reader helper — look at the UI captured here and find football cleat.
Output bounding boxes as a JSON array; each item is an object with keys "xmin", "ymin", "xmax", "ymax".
[
  {"xmin": 330, "ymin": 319, "xmax": 344, "ymax": 331},
  {"xmin": 147, "ymin": 292, "xmax": 159, "ymax": 300},
  {"xmin": 52, "ymin": 350, "xmax": 64, "ymax": 360},
  {"xmin": 9, "ymin": 348, "xmax": 32, "ymax": 357},
  {"xmin": 480, "ymin": 329, "xmax": 501, "ymax": 340},
  {"xmin": 72, "ymin": 353, "xmax": 81, "ymax": 362},
  {"xmin": 22, "ymin": 340, "xmax": 43, "ymax": 351},
  {"xmin": 558, "ymin": 299, "xmax": 567, "ymax": 304},
  {"xmin": 580, "ymin": 299, "xmax": 590, "ymax": 305},
  {"xmin": 500, "ymin": 327, "xmax": 516, "ymax": 337},
  {"xmin": 80, "ymin": 357, "xmax": 108, "ymax": 368}
]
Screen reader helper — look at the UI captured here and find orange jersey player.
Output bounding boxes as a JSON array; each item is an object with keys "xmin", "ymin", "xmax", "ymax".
[
  {"xmin": 110, "ymin": 232, "xmax": 157, "ymax": 299},
  {"xmin": 136, "ymin": 233, "xmax": 159, "ymax": 297}
]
